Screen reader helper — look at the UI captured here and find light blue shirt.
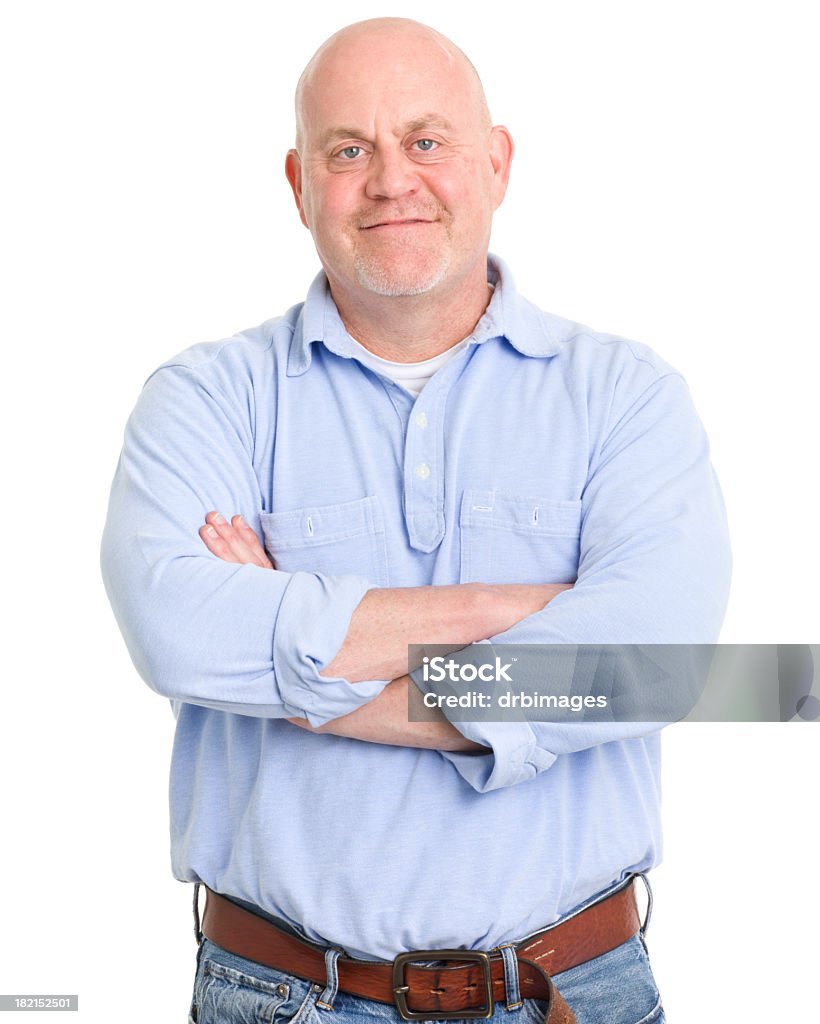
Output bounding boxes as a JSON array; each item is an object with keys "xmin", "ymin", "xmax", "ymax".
[{"xmin": 101, "ymin": 256, "xmax": 730, "ymax": 959}]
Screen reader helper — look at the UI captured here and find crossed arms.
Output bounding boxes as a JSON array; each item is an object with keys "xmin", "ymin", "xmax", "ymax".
[
  {"xmin": 101, "ymin": 357, "xmax": 730, "ymax": 791},
  {"xmin": 198, "ymin": 510, "xmax": 571, "ymax": 752}
]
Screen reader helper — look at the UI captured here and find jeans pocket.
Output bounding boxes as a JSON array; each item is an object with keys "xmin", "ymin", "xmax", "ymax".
[
  {"xmin": 543, "ymin": 935, "xmax": 664, "ymax": 1024},
  {"xmin": 192, "ymin": 944, "xmax": 319, "ymax": 1024},
  {"xmin": 518, "ymin": 996, "xmax": 660, "ymax": 1024}
]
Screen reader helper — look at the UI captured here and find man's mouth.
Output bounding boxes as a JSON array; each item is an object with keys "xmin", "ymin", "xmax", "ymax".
[{"xmin": 359, "ymin": 217, "xmax": 437, "ymax": 230}]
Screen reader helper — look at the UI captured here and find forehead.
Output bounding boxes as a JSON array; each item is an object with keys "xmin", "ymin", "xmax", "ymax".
[{"xmin": 299, "ymin": 30, "xmax": 484, "ymax": 147}]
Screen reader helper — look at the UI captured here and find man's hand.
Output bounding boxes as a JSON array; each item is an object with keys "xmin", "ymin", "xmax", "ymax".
[{"xmin": 199, "ymin": 511, "xmax": 274, "ymax": 569}]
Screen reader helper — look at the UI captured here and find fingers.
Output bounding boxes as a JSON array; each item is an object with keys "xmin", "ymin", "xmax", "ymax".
[
  {"xmin": 199, "ymin": 511, "xmax": 274, "ymax": 569},
  {"xmin": 232, "ymin": 514, "xmax": 274, "ymax": 567}
]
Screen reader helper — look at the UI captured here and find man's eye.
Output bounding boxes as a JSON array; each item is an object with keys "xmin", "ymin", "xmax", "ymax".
[
  {"xmin": 414, "ymin": 139, "xmax": 437, "ymax": 152},
  {"xmin": 337, "ymin": 146, "xmax": 363, "ymax": 159}
]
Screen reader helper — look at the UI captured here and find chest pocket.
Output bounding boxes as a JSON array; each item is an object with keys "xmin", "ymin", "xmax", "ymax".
[
  {"xmin": 459, "ymin": 490, "xmax": 582, "ymax": 585},
  {"xmin": 259, "ymin": 495, "xmax": 389, "ymax": 587}
]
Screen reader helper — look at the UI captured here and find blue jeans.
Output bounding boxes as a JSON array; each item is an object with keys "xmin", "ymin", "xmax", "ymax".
[{"xmin": 187, "ymin": 930, "xmax": 665, "ymax": 1024}]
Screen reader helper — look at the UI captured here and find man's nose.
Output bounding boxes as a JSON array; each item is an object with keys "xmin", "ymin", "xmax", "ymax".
[{"xmin": 364, "ymin": 146, "xmax": 420, "ymax": 201}]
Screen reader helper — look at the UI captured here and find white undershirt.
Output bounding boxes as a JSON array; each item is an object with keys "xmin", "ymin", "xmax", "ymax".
[{"xmin": 347, "ymin": 335, "xmax": 470, "ymax": 397}]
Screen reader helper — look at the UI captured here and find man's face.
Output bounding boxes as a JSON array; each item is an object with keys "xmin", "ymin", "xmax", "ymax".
[{"xmin": 286, "ymin": 27, "xmax": 512, "ymax": 301}]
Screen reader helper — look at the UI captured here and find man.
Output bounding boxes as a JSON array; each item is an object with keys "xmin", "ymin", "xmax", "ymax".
[{"xmin": 101, "ymin": 17, "xmax": 730, "ymax": 1024}]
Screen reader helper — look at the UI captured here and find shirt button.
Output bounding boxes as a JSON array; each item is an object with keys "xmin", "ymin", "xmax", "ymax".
[
  {"xmin": 415, "ymin": 463, "xmax": 431, "ymax": 480},
  {"xmin": 414, "ymin": 412, "xmax": 428, "ymax": 429}
]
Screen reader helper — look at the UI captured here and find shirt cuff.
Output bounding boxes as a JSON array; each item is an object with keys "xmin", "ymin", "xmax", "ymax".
[
  {"xmin": 272, "ymin": 571, "xmax": 390, "ymax": 726},
  {"xmin": 409, "ymin": 656, "xmax": 557, "ymax": 792},
  {"xmin": 439, "ymin": 720, "xmax": 557, "ymax": 792}
]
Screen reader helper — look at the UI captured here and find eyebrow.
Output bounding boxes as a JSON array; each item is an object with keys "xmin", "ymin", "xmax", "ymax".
[
  {"xmin": 404, "ymin": 114, "xmax": 455, "ymax": 134},
  {"xmin": 317, "ymin": 114, "xmax": 455, "ymax": 150}
]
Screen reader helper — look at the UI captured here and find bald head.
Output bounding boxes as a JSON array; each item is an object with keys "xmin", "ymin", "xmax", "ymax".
[
  {"xmin": 294, "ymin": 18, "xmax": 491, "ymax": 153},
  {"xmin": 283, "ymin": 16, "xmax": 513, "ymax": 319}
]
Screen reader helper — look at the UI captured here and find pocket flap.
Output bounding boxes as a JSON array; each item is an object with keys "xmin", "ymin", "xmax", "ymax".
[
  {"xmin": 260, "ymin": 495, "xmax": 385, "ymax": 550},
  {"xmin": 460, "ymin": 490, "xmax": 582, "ymax": 536}
]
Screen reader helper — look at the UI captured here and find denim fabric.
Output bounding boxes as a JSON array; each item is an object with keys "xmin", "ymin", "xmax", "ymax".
[{"xmin": 187, "ymin": 933, "xmax": 664, "ymax": 1024}]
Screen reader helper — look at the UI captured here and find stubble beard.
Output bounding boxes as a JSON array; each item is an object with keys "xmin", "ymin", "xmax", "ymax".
[
  {"xmin": 352, "ymin": 246, "xmax": 451, "ymax": 297},
  {"xmin": 350, "ymin": 206, "xmax": 452, "ymax": 297}
]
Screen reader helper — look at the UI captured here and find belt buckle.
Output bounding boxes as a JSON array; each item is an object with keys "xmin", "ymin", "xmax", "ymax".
[{"xmin": 392, "ymin": 949, "xmax": 494, "ymax": 1021}]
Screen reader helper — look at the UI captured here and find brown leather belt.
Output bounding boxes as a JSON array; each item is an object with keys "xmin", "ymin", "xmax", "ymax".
[{"xmin": 200, "ymin": 878, "xmax": 643, "ymax": 1024}]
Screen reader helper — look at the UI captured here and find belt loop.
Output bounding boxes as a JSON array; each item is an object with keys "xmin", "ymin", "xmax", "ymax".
[
  {"xmin": 635, "ymin": 872, "xmax": 653, "ymax": 937},
  {"xmin": 192, "ymin": 883, "xmax": 203, "ymax": 945},
  {"xmin": 316, "ymin": 947, "xmax": 343, "ymax": 1011},
  {"xmin": 497, "ymin": 944, "xmax": 523, "ymax": 1011}
]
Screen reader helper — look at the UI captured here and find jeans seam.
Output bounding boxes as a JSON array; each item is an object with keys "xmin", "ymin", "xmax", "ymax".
[{"xmin": 634, "ymin": 995, "xmax": 664, "ymax": 1024}]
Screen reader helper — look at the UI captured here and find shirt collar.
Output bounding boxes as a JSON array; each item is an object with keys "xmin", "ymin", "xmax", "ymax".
[{"xmin": 287, "ymin": 254, "xmax": 566, "ymax": 376}]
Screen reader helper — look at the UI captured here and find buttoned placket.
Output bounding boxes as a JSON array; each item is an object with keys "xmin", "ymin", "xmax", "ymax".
[
  {"xmin": 400, "ymin": 352, "xmax": 472, "ymax": 553},
  {"xmin": 360, "ymin": 348, "xmax": 473, "ymax": 555}
]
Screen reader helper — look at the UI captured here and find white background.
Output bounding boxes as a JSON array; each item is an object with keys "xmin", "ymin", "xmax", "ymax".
[{"xmin": 1, "ymin": 1, "xmax": 817, "ymax": 1020}]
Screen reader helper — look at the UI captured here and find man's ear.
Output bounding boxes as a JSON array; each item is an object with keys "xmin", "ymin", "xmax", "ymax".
[
  {"xmin": 488, "ymin": 126, "xmax": 514, "ymax": 210},
  {"xmin": 285, "ymin": 149, "xmax": 310, "ymax": 228}
]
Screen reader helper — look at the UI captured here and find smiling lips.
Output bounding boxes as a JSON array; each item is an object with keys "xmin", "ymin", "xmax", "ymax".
[{"xmin": 361, "ymin": 218, "xmax": 436, "ymax": 229}]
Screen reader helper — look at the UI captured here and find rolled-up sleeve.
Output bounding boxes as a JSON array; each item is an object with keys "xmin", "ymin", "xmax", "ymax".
[
  {"xmin": 101, "ymin": 364, "xmax": 388, "ymax": 724},
  {"xmin": 439, "ymin": 371, "xmax": 731, "ymax": 791}
]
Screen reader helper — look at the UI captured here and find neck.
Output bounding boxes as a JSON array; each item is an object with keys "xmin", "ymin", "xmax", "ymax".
[{"xmin": 327, "ymin": 260, "xmax": 493, "ymax": 363}]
